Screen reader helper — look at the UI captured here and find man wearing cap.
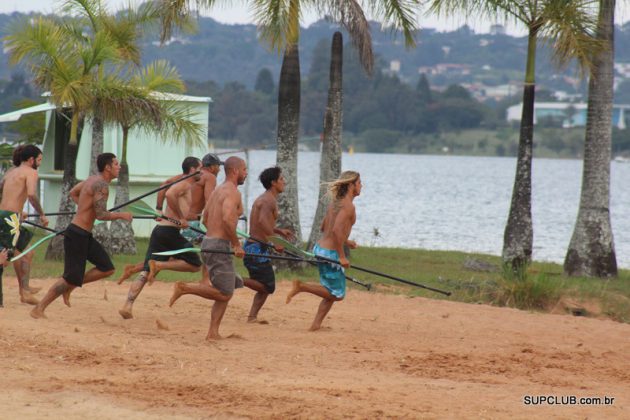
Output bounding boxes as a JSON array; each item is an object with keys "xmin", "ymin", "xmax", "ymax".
[{"xmin": 116, "ymin": 153, "xmax": 223, "ymax": 284}]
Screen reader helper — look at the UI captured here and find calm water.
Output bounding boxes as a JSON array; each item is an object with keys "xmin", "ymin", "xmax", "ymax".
[{"xmin": 219, "ymin": 150, "xmax": 630, "ymax": 268}]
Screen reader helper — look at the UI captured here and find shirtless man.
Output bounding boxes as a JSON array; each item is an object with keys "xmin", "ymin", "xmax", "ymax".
[
  {"xmin": 242, "ymin": 166, "xmax": 293, "ymax": 323},
  {"xmin": 116, "ymin": 153, "xmax": 221, "ymax": 283},
  {"xmin": 118, "ymin": 157, "xmax": 203, "ymax": 319},
  {"xmin": 169, "ymin": 156, "xmax": 247, "ymax": 340},
  {"xmin": 30, "ymin": 153, "xmax": 133, "ymax": 319},
  {"xmin": 0, "ymin": 145, "xmax": 48, "ymax": 305},
  {"xmin": 286, "ymin": 171, "xmax": 361, "ymax": 331}
]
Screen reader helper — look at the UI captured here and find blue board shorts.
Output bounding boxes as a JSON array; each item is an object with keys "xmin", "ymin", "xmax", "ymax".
[
  {"xmin": 313, "ymin": 244, "xmax": 346, "ymax": 298},
  {"xmin": 181, "ymin": 220, "xmax": 204, "ymax": 245}
]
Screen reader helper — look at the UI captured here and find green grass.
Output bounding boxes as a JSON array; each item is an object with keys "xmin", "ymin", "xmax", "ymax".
[{"xmin": 16, "ymin": 233, "xmax": 630, "ymax": 323}]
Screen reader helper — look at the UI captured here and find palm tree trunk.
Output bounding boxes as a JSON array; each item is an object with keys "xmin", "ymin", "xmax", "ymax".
[
  {"xmin": 45, "ymin": 112, "xmax": 82, "ymax": 260},
  {"xmin": 307, "ymin": 32, "xmax": 343, "ymax": 251},
  {"xmin": 90, "ymin": 112, "xmax": 110, "ymax": 246},
  {"xmin": 107, "ymin": 128, "xmax": 136, "ymax": 254},
  {"xmin": 276, "ymin": 44, "xmax": 302, "ymax": 243},
  {"xmin": 502, "ymin": 29, "xmax": 537, "ymax": 270},
  {"xmin": 564, "ymin": 0, "xmax": 617, "ymax": 277}
]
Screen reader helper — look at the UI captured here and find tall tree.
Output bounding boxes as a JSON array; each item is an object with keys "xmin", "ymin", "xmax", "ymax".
[
  {"xmin": 307, "ymin": 32, "xmax": 344, "ymax": 250},
  {"xmin": 429, "ymin": 0, "xmax": 598, "ymax": 270},
  {"xmin": 564, "ymin": 0, "xmax": 617, "ymax": 277}
]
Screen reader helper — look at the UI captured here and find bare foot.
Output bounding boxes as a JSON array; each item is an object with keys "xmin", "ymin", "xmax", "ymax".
[
  {"xmin": 247, "ymin": 317, "xmax": 258, "ymax": 323},
  {"xmin": 309, "ymin": 324, "xmax": 322, "ymax": 332},
  {"xmin": 116, "ymin": 265, "xmax": 136, "ymax": 284},
  {"xmin": 147, "ymin": 260, "xmax": 160, "ymax": 284},
  {"xmin": 169, "ymin": 282, "xmax": 185, "ymax": 307},
  {"xmin": 62, "ymin": 290, "xmax": 72, "ymax": 307},
  {"xmin": 206, "ymin": 332, "xmax": 223, "ymax": 341},
  {"xmin": 26, "ymin": 286, "xmax": 41, "ymax": 294},
  {"xmin": 30, "ymin": 306, "xmax": 47, "ymax": 319},
  {"xmin": 20, "ymin": 291, "xmax": 39, "ymax": 306},
  {"xmin": 285, "ymin": 280, "xmax": 301, "ymax": 304},
  {"xmin": 118, "ymin": 308, "xmax": 133, "ymax": 319}
]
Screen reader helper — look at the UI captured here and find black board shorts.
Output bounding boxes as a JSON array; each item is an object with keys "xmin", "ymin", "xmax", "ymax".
[
  {"xmin": 63, "ymin": 223, "xmax": 115, "ymax": 287},
  {"xmin": 15, "ymin": 226, "xmax": 33, "ymax": 252},
  {"xmin": 143, "ymin": 225, "xmax": 202, "ymax": 271}
]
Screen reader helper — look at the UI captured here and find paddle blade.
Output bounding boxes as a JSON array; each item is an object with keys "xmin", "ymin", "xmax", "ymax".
[
  {"xmin": 125, "ymin": 200, "xmax": 160, "ymax": 217},
  {"xmin": 153, "ymin": 247, "xmax": 200, "ymax": 256},
  {"xmin": 10, "ymin": 232, "xmax": 57, "ymax": 262}
]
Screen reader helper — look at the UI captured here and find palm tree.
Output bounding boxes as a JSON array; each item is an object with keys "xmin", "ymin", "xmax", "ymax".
[
  {"xmin": 307, "ymin": 31, "xmax": 344, "ymax": 250},
  {"xmin": 99, "ymin": 60, "xmax": 205, "ymax": 254},
  {"xmin": 564, "ymin": 0, "xmax": 617, "ymax": 277},
  {"xmin": 60, "ymin": 0, "xmax": 158, "ymax": 175},
  {"xmin": 429, "ymin": 0, "xmax": 599, "ymax": 271},
  {"xmin": 157, "ymin": 0, "xmax": 418, "ymax": 242}
]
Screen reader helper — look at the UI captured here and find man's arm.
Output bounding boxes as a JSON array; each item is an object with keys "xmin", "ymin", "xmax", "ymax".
[
  {"xmin": 69, "ymin": 181, "xmax": 85, "ymax": 205},
  {"xmin": 26, "ymin": 171, "xmax": 44, "ymax": 214},
  {"xmin": 156, "ymin": 174, "xmax": 180, "ymax": 211},
  {"xmin": 331, "ymin": 207, "xmax": 353, "ymax": 267},
  {"xmin": 92, "ymin": 180, "xmax": 132, "ymax": 222}
]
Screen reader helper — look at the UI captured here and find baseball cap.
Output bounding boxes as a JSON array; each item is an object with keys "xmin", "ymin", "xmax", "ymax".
[{"xmin": 202, "ymin": 153, "xmax": 223, "ymax": 167}]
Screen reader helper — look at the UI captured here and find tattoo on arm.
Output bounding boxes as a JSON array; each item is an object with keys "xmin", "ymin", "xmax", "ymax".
[
  {"xmin": 92, "ymin": 180, "xmax": 112, "ymax": 220},
  {"xmin": 28, "ymin": 196, "xmax": 45, "ymax": 215}
]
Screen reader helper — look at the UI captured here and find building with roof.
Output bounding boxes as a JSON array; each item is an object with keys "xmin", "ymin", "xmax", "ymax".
[{"xmin": 0, "ymin": 93, "xmax": 212, "ymax": 237}]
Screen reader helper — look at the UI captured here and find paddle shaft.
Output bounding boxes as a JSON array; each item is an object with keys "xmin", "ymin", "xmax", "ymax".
[
  {"xmin": 25, "ymin": 171, "xmax": 201, "ymax": 219},
  {"xmin": 22, "ymin": 220, "xmax": 65, "ymax": 236},
  {"xmin": 200, "ymin": 248, "xmax": 323, "ymax": 264},
  {"xmin": 313, "ymin": 254, "xmax": 451, "ymax": 296},
  {"xmin": 241, "ymin": 233, "xmax": 371, "ymax": 290}
]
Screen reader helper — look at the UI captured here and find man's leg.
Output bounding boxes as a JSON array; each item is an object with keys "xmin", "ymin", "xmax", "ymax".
[
  {"xmin": 169, "ymin": 281, "xmax": 230, "ymax": 307},
  {"xmin": 148, "ymin": 259, "xmax": 200, "ymax": 283},
  {"xmin": 244, "ymin": 278, "xmax": 269, "ymax": 322},
  {"xmin": 62, "ymin": 267, "xmax": 115, "ymax": 307},
  {"xmin": 286, "ymin": 280, "xmax": 343, "ymax": 330},
  {"xmin": 31, "ymin": 278, "xmax": 76, "ymax": 319},
  {"xmin": 12, "ymin": 251, "xmax": 39, "ymax": 305},
  {"xmin": 208, "ymin": 300, "xmax": 230, "ymax": 340},
  {"xmin": 119, "ymin": 272, "xmax": 148, "ymax": 319},
  {"xmin": 116, "ymin": 262, "xmax": 144, "ymax": 284}
]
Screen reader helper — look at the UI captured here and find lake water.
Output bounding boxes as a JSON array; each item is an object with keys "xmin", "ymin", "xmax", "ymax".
[{"xmin": 221, "ymin": 150, "xmax": 630, "ymax": 268}]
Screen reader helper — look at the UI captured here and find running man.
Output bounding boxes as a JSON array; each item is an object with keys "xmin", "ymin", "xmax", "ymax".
[
  {"xmin": 116, "ymin": 153, "xmax": 221, "ymax": 282},
  {"xmin": 286, "ymin": 171, "xmax": 362, "ymax": 331},
  {"xmin": 30, "ymin": 153, "xmax": 133, "ymax": 319},
  {"xmin": 242, "ymin": 166, "xmax": 293, "ymax": 323},
  {"xmin": 119, "ymin": 157, "xmax": 203, "ymax": 319},
  {"xmin": 0, "ymin": 145, "xmax": 48, "ymax": 305},
  {"xmin": 169, "ymin": 156, "xmax": 247, "ymax": 340}
]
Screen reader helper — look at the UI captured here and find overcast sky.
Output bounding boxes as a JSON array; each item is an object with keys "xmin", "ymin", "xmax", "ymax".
[{"xmin": 2, "ymin": 0, "xmax": 630, "ymax": 36}]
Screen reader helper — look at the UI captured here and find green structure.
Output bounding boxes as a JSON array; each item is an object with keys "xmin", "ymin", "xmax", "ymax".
[{"xmin": 0, "ymin": 93, "xmax": 211, "ymax": 237}]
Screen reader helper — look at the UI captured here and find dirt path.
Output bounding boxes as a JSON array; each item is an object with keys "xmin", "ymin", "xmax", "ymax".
[{"xmin": 1, "ymin": 276, "xmax": 629, "ymax": 419}]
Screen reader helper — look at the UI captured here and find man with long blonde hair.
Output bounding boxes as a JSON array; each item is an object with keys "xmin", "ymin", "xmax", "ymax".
[{"xmin": 286, "ymin": 171, "xmax": 361, "ymax": 331}]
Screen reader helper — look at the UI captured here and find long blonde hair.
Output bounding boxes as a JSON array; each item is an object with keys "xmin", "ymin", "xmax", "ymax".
[{"xmin": 326, "ymin": 171, "xmax": 360, "ymax": 200}]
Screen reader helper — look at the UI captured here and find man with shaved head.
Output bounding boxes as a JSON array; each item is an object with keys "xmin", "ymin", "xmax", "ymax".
[{"xmin": 169, "ymin": 156, "xmax": 247, "ymax": 340}]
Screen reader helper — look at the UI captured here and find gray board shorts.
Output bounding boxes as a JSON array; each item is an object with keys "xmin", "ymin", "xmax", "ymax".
[{"xmin": 201, "ymin": 237, "xmax": 243, "ymax": 296}]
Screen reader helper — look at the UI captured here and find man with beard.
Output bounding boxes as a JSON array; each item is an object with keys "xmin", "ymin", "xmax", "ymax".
[
  {"xmin": 0, "ymin": 145, "xmax": 48, "ymax": 305},
  {"xmin": 169, "ymin": 156, "xmax": 247, "ymax": 340}
]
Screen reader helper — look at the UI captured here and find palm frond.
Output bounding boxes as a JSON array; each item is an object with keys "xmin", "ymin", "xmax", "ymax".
[
  {"xmin": 254, "ymin": 0, "xmax": 301, "ymax": 51},
  {"xmin": 367, "ymin": 0, "xmax": 418, "ymax": 47},
  {"xmin": 156, "ymin": 101, "xmax": 206, "ymax": 148},
  {"xmin": 317, "ymin": 0, "xmax": 373, "ymax": 74},
  {"xmin": 133, "ymin": 60, "xmax": 185, "ymax": 93},
  {"xmin": 538, "ymin": 0, "xmax": 600, "ymax": 74},
  {"xmin": 157, "ymin": 0, "xmax": 205, "ymax": 43}
]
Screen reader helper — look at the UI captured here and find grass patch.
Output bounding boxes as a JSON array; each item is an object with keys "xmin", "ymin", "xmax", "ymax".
[{"xmin": 13, "ymin": 233, "xmax": 630, "ymax": 323}]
